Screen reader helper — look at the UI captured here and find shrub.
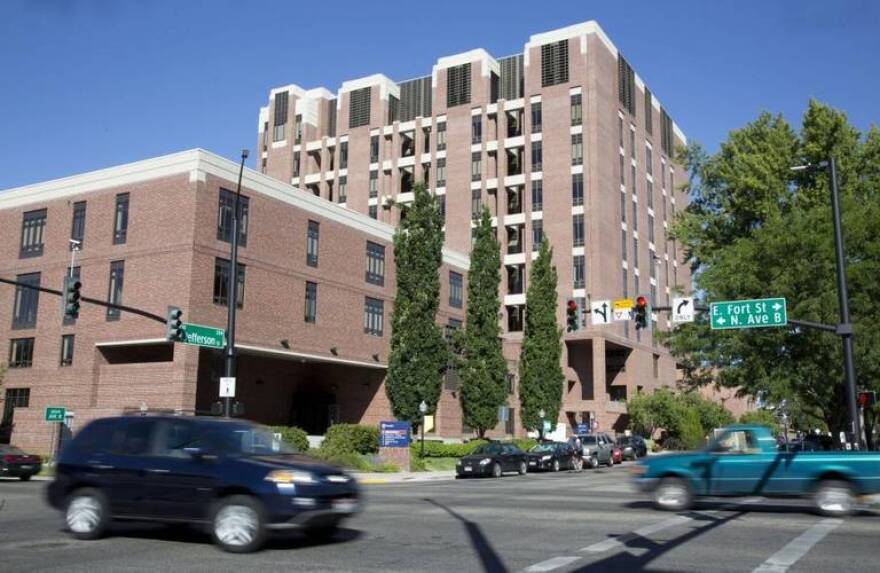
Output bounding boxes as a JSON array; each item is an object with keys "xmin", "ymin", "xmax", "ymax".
[
  {"xmin": 267, "ymin": 426, "xmax": 309, "ymax": 452},
  {"xmin": 320, "ymin": 424, "xmax": 380, "ymax": 456},
  {"xmin": 677, "ymin": 408, "xmax": 705, "ymax": 450},
  {"xmin": 412, "ymin": 439, "xmax": 488, "ymax": 458},
  {"xmin": 511, "ymin": 438, "xmax": 538, "ymax": 452}
]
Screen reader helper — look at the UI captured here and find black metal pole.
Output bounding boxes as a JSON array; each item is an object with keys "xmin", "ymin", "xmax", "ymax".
[
  {"xmin": 224, "ymin": 149, "xmax": 249, "ymax": 418},
  {"xmin": 827, "ymin": 157, "xmax": 860, "ymax": 448}
]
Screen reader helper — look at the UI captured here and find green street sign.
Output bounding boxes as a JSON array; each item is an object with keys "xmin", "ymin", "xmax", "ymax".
[
  {"xmin": 45, "ymin": 406, "xmax": 66, "ymax": 422},
  {"xmin": 710, "ymin": 297, "xmax": 787, "ymax": 330},
  {"xmin": 180, "ymin": 323, "xmax": 226, "ymax": 349}
]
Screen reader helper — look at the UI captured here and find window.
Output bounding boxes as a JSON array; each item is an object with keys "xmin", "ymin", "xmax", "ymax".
[
  {"xmin": 63, "ymin": 266, "xmax": 80, "ymax": 325},
  {"xmin": 620, "ymin": 190, "xmax": 626, "ymax": 222},
  {"xmin": 400, "ymin": 76, "xmax": 433, "ymax": 121},
  {"xmin": 572, "ymin": 214, "xmax": 584, "ymax": 247},
  {"xmin": 2, "ymin": 387, "xmax": 30, "ymax": 428},
  {"xmin": 306, "ymin": 220, "xmax": 320, "ymax": 267},
  {"xmin": 531, "ymin": 141, "xmax": 542, "ymax": 171},
  {"xmin": 437, "ymin": 122, "xmax": 447, "ymax": 151},
  {"xmin": 294, "ymin": 114, "xmax": 302, "ymax": 144},
  {"xmin": 619, "ymin": 116, "xmax": 624, "ymax": 148},
  {"xmin": 572, "ymin": 173, "xmax": 584, "ymax": 206},
  {"xmin": 619, "ymin": 155, "xmax": 625, "ymax": 185},
  {"xmin": 633, "ymin": 237, "xmax": 639, "ymax": 268},
  {"xmin": 339, "ymin": 141, "xmax": 348, "ymax": 169},
  {"xmin": 661, "ymin": 108, "xmax": 673, "ymax": 156},
  {"xmin": 632, "ymin": 201, "xmax": 638, "ymax": 230},
  {"xmin": 422, "ymin": 126, "xmax": 431, "ymax": 152},
  {"xmin": 438, "ymin": 195, "xmax": 446, "ymax": 222},
  {"xmin": 645, "ymin": 88, "xmax": 653, "ymax": 135},
  {"xmin": 621, "ymin": 230, "xmax": 628, "ymax": 261},
  {"xmin": 645, "ymin": 146, "xmax": 653, "ymax": 175},
  {"xmin": 60, "ymin": 334, "xmax": 75, "ymax": 367},
  {"xmin": 532, "ymin": 220, "xmax": 543, "ymax": 251},
  {"xmin": 649, "ymin": 214, "xmax": 655, "ymax": 243},
  {"xmin": 631, "ymin": 165, "xmax": 637, "ymax": 194},
  {"xmin": 471, "ymin": 115, "xmax": 482, "ymax": 144},
  {"xmin": 369, "ymin": 171, "xmax": 378, "ymax": 198},
  {"xmin": 571, "ymin": 133, "xmax": 583, "ymax": 166},
  {"xmin": 349, "ymin": 87, "xmax": 371, "ymax": 128},
  {"xmin": 436, "ymin": 158, "xmax": 446, "ymax": 187},
  {"xmin": 387, "ymin": 95, "xmax": 400, "ymax": 124},
  {"xmin": 217, "ymin": 188, "xmax": 249, "ymax": 246},
  {"xmin": 617, "ymin": 55, "xmax": 636, "ymax": 115},
  {"xmin": 70, "ymin": 201, "xmax": 86, "ymax": 248},
  {"xmin": 20, "ymin": 209, "xmax": 47, "ymax": 258},
  {"xmin": 12, "ymin": 273, "xmax": 40, "ymax": 329},
  {"xmin": 364, "ymin": 297, "xmax": 384, "ymax": 336},
  {"xmin": 370, "ymin": 134, "xmax": 379, "ymax": 163},
  {"xmin": 650, "ymin": 251, "xmax": 657, "ymax": 279},
  {"xmin": 573, "ymin": 255, "xmax": 585, "ymax": 289},
  {"xmin": 541, "ymin": 39, "xmax": 569, "ymax": 87},
  {"xmin": 570, "ymin": 93, "xmax": 582, "ymax": 125},
  {"xmin": 113, "ymin": 193, "xmax": 129, "ymax": 244},
  {"xmin": 304, "ymin": 282, "xmax": 317, "ymax": 323},
  {"xmin": 449, "ymin": 271, "xmax": 463, "ymax": 308},
  {"xmin": 338, "ymin": 176, "xmax": 347, "ymax": 203},
  {"xmin": 647, "ymin": 179, "xmax": 654, "ymax": 209},
  {"xmin": 273, "ymin": 91, "xmax": 288, "ymax": 141},
  {"xmin": 531, "ymin": 101, "xmax": 542, "ymax": 133},
  {"xmin": 293, "ymin": 151, "xmax": 300, "ymax": 177},
  {"xmin": 507, "ymin": 305, "xmax": 523, "ymax": 332},
  {"xmin": 500, "ymin": 54, "xmax": 524, "ymax": 100},
  {"xmin": 106, "ymin": 261, "xmax": 124, "ymax": 320},
  {"xmin": 8, "ymin": 338, "xmax": 34, "ymax": 368},
  {"xmin": 366, "ymin": 241, "xmax": 385, "ymax": 286},
  {"xmin": 471, "ymin": 189, "xmax": 481, "ymax": 220},
  {"xmin": 369, "ymin": 205, "xmax": 378, "ymax": 219},
  {"xmin": 622, "ymin": 268, "xmax": 629, "ymax": 297},
  {"xmin": 213, "ymin": 258, "xmax": 246, "ymax": 308},
  {"xmin": 531, "ymin": 179, "xmax": 543, "ymax": 211},
  {"xmin": 630, "ymin": 129, "xmax": 636, "ymax": 159},
  {"xmin": 446, "ymin": 63, "xmax": 472, "ymax": 108},
  {"xmin": 471, "ymin": 151, "xmax": 482, "ymax": 182}
]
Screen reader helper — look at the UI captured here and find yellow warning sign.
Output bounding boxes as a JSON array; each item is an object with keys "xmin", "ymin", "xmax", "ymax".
[{"xmin": 612, "ymin": 298, "xmax": 633, "ymax": 311}]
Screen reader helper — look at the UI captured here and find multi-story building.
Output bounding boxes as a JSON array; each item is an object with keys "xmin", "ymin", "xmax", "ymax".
[
  {"xmin": 0, "ymin": 149, "xmax": 468, "ymax": 452},
  {"xmin": 256, "ymin": 21, "xmax": 691, "ymax": 432}
]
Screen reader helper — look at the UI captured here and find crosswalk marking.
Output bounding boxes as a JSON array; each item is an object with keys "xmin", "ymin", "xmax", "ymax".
[
  {"xmin": 523, "ymin": 556, "xmax": 581, "ymax": 572},
  {"xmin": 581, "ymin": 515, "xmax": 692, "ymax": 553},
  {"xmin": 751, "ymin": 518, "xmax": 843, "ymax": 573}
]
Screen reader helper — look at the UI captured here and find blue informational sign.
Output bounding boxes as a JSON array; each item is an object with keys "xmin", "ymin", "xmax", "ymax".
[
  {"xmin": 575, "ymin": 423, "xmax": 589, "ymax": 435},
  {"xmin": 379, "ymin": 421, "xmax": 411, "ymax": 448}
]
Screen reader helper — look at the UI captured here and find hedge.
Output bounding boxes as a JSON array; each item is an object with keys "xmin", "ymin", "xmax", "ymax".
[
  {"xmin": 412, "ymin": 438, "xmax": 538, "ymax": 459},
  {"xmin": 320, "ymin": 424, "xmax": 380, "ymax": 456},
  {"xmin": 267, "ymin": 426, "xmax": 309, "ymax": 452}
]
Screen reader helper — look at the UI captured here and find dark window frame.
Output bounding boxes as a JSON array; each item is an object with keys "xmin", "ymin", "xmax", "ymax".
[
  {"xmin": 113, "ymin": 193, "xmax": 129, "ymax": 245},
  {"xmin": 12, "ymin": 272, "xmax": 40, "ymax": 329},
  {"xmin": 212, "ymin": 258, "xmax": 246, "ymax": 309},
  {"xmin": 366, "ymin": 241, "xmax": 386, "ymax": 286},
  {"xmin": 19, "ymin": 209, "xmax": 47, "ymax": 258},
  {"xmin": 106, "ymin": 260, "xmax": 125, "ymax": 321},
  {"xmin": 364, "ymin": 297, "xmax": 384, "ymax": 336},
  {"xmin": 306, "ymin": 220, "xmax": 320, "ymax": 267},
  {"xmin": 217, "ymin": 188, "xmax": 250, "ymax": 247},
  {"xmin": 70, "ymin": 201, "xmax": 86, "ymax": 249},
  {"xmin": 8, "ymin": 338, "xmax": 35, "ymax": 369},
  {"xmin": 304, "ymin": 281, "xmax": 317, "ymax": 324},
  {"xmin": 60, "ymin": 334, "xmax": 75, "ymax": 367},
  {"xmin": 449, "ymin": 271, "xmax": 463, "ymax": 309}
]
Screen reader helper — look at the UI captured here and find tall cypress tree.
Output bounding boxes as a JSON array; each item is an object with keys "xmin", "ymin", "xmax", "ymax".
[
  {"xmin": 518, "ymin": 237, "xmax": 564, "ymax": 434},
  {"xmin": 385, "ymin": 183, "xmax": 448, "ymax": 430},
  {"xmin": 460, "ymin": 207, "xmax": 507, "ymax": 438}
]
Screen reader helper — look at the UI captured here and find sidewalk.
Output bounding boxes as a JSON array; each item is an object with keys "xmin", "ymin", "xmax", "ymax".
[{"xmin": 353, "ymin": 470, "xmax": 457, "ymax": 485}]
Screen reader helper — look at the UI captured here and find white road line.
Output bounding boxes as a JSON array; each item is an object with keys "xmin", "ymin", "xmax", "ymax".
[
  {"xmin": 523, "ymin": 556, "xmax": 581, "ymax": 572},
  {"xmin": 751, "ymin": 518, "xmax": 843, "ymax": 573},
  {"xmin": 581, "ymin": 515, "xmax": 692, "ymax": 553}
]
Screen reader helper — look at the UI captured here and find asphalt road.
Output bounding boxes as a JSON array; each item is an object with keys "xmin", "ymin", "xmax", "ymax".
[{"xmin": 1, "ymin": 466, "xmax": 879, "ymax": 572}]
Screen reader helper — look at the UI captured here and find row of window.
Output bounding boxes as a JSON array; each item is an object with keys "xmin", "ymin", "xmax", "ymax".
[
  {"xmin": 7, "ymin": 335, "xmax": 74, "ymax": 369},
  {"xmin": 19, "ymin": 194, "xmax": 129, "ymax": 259}
]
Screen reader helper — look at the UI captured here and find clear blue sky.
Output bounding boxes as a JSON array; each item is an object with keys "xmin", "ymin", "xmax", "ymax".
[{"xmin": 1, "ymin": 0, "xmax": 877, "ymax": 189}]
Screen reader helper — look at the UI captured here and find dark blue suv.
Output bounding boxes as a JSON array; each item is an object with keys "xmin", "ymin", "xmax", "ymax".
[{"xmin": 47, "ymin": 415, "xmax": 360, "ymax": 552}]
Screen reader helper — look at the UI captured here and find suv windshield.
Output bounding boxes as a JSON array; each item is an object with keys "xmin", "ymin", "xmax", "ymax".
[
  {"xmin": 581, "ymin": 435, "xmax": 597, "ymax": 445},
  {"xmin": 213, "ymin": 423, "xmax": 294, "ymax": 456}
]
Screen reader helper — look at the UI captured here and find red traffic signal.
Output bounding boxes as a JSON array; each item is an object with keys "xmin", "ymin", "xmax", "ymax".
[
  {"xmin": 566, "ymin": 299, "xmax": 579, "ymax": 332},
  {"xmin": 858, "ymin": 391, "xmax": 876, "ymax": 408},
  {"xmin": 636, "ymin": 295, "xmax": 647, "ymax": 308},
  {"xmin": 567, "ymin": 299, "xmax": 578, "ymax": 311},
  {"xmin": 634, "ymin": 295, "xmax": 649, "ymax": 330}
]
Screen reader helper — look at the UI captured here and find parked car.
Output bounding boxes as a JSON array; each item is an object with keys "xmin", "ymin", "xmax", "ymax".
[
  {"xmin": 617, "ymin": 435, "xmax": 648, "ymax": 460},
  {"xmin": 0, "ymin": 444, "xmax": 42, "ymax": 481},
  {"xmin": 575, "ymin": 433, "xmax": 615, "ymax": 468},
  {"xmin": 632, "ymin": 424, "xmax": 880, "ymax": 517},
  {"xmin": 456, "ymin": 442, "xmax": 527, "ymax": 478},
  {"xmin": 527, "ymin": 442, "xmax": 577, "ymax": 472},
  {"xmin": 47, "ymin": 415, "xmax": 359, "ymax": 553}
]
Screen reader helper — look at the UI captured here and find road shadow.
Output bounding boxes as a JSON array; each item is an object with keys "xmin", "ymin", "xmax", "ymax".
[
  {"xmin": 625, "ymin": 499, "xmax": 879, "ymax": 517},
  {"xmin": 423, "ymin": 497, "xmax": 508, "ymax": 573}
]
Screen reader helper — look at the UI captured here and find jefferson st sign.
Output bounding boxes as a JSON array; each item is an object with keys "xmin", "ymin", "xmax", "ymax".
[
  {"xmin": 181, "ymin": 323, "xmax": 226, "ymax": 349},
  {"xmin": 710, "ymin": 297, "xmax": 787, "ymax": 330}
]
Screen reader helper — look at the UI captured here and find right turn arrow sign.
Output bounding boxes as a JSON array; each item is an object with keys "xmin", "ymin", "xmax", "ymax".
[{"xmin": 672, "ymin": 297, "xmax": 695, "ymax": 323}]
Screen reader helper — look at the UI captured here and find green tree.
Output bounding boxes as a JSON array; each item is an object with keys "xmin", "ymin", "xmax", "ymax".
[
  {"xmin": 627, "ymin": 389, "xmax": 685, "ymax": 438},
  {"xmin": 385, "ymin": 183, "xmax": 449, "ymax": 430},
  {"xmin": 739, "ymin": 410, "xmax": 780, "ymax": 435},
  {"xmin": 663, "ymin": 100, "xmax": 880, "ymax": 438},
  {"xmin": 459, "ymin": 207, "xmax": 508, "ymax": 438},
  {"xmin": 518, "ymin": 238, "xmax": 564, "ymax": 434},
  {"xmin": 679, "ymin": 391, "xmax": 734, "ymax": 433}
]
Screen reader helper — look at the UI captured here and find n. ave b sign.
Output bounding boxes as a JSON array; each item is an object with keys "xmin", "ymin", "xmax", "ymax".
[{"xmin": 710, "ymin": 297, "xmax": 787, "ymax": 330}]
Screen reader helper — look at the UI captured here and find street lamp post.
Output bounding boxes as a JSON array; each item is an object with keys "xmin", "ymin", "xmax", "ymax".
[
  {"xmin": 419, "ymin": 400, "xmax": 428, "ymax": 458},
  {"xmin": 538, "ymin": 408, "xmax": 546, "ymax": 441},
  {"xmin": 224, "ymin": 149, "xmax": 249, "ymax": 418}
]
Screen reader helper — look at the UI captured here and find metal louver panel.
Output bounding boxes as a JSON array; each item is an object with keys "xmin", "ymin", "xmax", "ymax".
[
  {"xmin": 500, "ymin": 54, "xmax": 524, "ymax": 100},
  {"xmin": 399, "ymin": 76, "xmax": 432, "ymax": 121},
  {"xmin": 273, "ymin": 91, "xmax": 289, "ymax": 126},
  {"xmin": 446, "ymin": 62, "xmax": 471, "ymax": 108},
  {"xmin": 349, "ymin": 87, "xmax": 371, "ymax": 128},
  {"xmin": 541, "ymin": 40, "xmax": 569, "ymax": 87}
]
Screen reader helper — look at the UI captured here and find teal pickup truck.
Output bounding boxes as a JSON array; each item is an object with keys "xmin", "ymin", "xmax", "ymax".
[{"xmin": 632, "ymin": 424, "xmax": 880, "ymax": 517}]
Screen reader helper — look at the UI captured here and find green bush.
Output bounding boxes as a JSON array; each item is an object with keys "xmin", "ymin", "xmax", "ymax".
[
  {"xmin": 267, "ymin": 426, "xmax": 309, "ymax": 452},
  {"xmin": 412, "ymin": 439, "xmax": 488, "ymax": 458},
  {"xmin": 320, "ymin": 424, "xmax": 380, "ymax": 456},
  {"xmin": 309, "ymin": 449, "xmax": 399, "ymax": 472},
  {"xmin": 511, "ymin": 438, "xmax": 538, "ymax": 452},
  {"xmin": 677, "ymin": 408, "xmax": 705, "ymax": 450}
]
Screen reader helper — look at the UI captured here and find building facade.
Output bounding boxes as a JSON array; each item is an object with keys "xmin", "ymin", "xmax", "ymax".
[{"xmin": 256, "ymin": 21, "xmax": 692, "ymax": 432}]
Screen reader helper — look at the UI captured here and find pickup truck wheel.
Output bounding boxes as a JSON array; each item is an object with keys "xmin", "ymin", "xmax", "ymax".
[
  {"xmin": 814, "ymin": 480, "xmax": 856, "ymax": 517},
  {"xmin": 653, "ymin": 477, "xmax": 693, "ymax": 511}
]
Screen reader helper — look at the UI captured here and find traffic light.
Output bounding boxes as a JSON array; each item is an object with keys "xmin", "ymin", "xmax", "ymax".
[
  {"xmin": 566, "ymin": 299, "xmax": 579, "ymax": 332},
  {"xmin": 61, "ymin": 276, "xmax": 82, "ymax": 319},
  {"xmin": 166, "ymin": 306, "xmax": 185, "ymax": 342},
  {"xmin": 634, "ymin": 295, "xmax": 649, "ymax": 330}
]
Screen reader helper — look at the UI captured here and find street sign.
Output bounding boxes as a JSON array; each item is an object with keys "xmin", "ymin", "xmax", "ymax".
[
  {"xmin": 612, "ymin": 298, "xmax": 633, "ymax": 322},
  {"xmin": 672, "ymin": 297, "xmax": 695, "ymax": 324},
  {"xmin": 45, "ymin": 407, "xmax": 65, "ymax": 422},
  {"xmin": 379, "ymin": 421, "xmax": 411, "ymax": 447},
  {"xmin": 575, "ymin": 423, "xmax": 589, "ymax": 434},
  {"xmin": 219, "ymin": 377, "xmax": 236, "ymax": 398},
  {"xmin": 181, "ymin": 323, "xmax": 226, "ymax": 349},
  {"xmin": 590, "ymin": 300, "xmax": 612, "ymax": 325},
  {"xmin": 710, "ymin": 297, "xmax": 787, "ymax": 330}
]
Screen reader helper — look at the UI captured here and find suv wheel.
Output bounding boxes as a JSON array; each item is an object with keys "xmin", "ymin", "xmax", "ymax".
[
  {"xmin": 588, "ymin": 456, "xmax": 599, "ymax": 469},
  {"xmin": 211, "ymin": 495, "xmax": 266, "ymax": 553},
  {"xmin": 814, "ymin": 480, "xmax": 856, "ymax": 517},
  {"xmin": 607, "ymin": 455, "xmax": 615, "ymax": 467},
  {"xmin": 652, "ymin": 477, "xmax": 693, "ymax": 511},
  {"xmin": 65, "ymin": 488, "xmax": 109, "ymax": 540}
]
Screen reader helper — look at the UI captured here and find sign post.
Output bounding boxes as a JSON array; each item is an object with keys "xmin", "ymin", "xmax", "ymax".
[{"xmin": 710, "ymin": 298, "xmax": 787, "ymax": 330}]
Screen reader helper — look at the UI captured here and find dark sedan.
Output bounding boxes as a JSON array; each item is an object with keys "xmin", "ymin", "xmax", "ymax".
[
  {"xmin": 456, "ymin": 442, "xmax": 527, "ymax": 478},
  {"xmin": 617, "ymin": 435, "xmax": 648, "ymax": 460},
  {"xmin": 0, "ymin": 444, "xmax": 42, "ymax": 481},
  {"xmin": 527, "ymin": 442, "xmax": 576, "ymax": 472}
]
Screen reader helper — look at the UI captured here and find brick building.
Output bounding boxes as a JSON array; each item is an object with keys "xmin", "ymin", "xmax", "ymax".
[{"xmin": 255, "ymin": 21, "xmax": 693, "ymax": 433}]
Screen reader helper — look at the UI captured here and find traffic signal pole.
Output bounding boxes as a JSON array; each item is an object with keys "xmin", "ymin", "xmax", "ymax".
[{"xmin": 223, "ymin": 149, "xmax": 249, "ymax": 419}]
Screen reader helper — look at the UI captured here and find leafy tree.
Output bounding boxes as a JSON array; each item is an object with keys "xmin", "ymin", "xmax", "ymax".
[
  {"xmin": 459, "ymin": 207, "xmax": 508, "ymax": 438},
  {"xmin": 679, "ymin": 391, "xmax": 734, "ymax": 433},
  {"xmin": 677, "ymin": 408, "xmax": 706, "ymax": 450},
  {"xmin": 385, "ymin": 183, "xmax": 449, "ymax": 430},
  {"xmin": 663, "ymin": 101, "xmax": 880, "ymax": 439},
  {"xmin": 518, "ymin": 238, "xmax": 564, "ymax": 434},
  {"xmin": 627, "ymin": 389, "xmax": 684, "ymax": 438}
]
